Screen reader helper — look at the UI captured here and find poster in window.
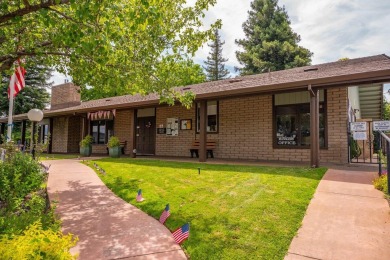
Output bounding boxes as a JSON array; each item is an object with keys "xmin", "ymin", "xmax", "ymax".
[
  {"xmin": 180, "ymin": 119, "xmax": 192, "ymax": 130},
  {"xmin": 166, "ymin": 118, "xmax": 179, "ymax": 136}
]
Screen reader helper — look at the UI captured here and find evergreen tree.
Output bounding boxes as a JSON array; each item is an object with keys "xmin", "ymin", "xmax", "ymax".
[
  {"xmin": 203, "ymin": 30, "xmax": 230, "ymax": 81},
  {"xmin": 235, "ymin": 0, "xmax": 312, "ymax": 75},
  {"xmin": 1, "ymin": 64, "xmax": 51, "ymax": 116}
]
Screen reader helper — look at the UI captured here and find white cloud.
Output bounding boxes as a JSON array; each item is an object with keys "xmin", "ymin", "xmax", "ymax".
[{"xmin": 195, "ymin": 0, "xmax": 390, "ymax": 74}]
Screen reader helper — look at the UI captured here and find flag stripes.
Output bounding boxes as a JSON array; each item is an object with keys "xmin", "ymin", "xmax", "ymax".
[
  {"xmin": 8, "ymin": 59, "xmax": 26, "ymax": 98},
  {"xmin": 159, "ymin": 204, "xmax": 170, "ymax": 224},
  {"xmin": 136, "ymin": 189, "xmax": 144, "ymax": 202},
  {"xmin": 172, "ymin": 223, "xmax": 190, "ymax": 244}
]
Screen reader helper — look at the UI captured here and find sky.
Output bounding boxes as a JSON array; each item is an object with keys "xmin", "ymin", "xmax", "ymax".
[{"xmin": 52, "ymin": 0, "xmax": 390, "ymax": 86}]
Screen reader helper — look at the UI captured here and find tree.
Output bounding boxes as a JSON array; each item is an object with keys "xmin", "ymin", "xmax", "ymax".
[
  {"xmin": 235, "ymin": 0, "xmax": 312, "ymax": 75},
  {"xmin": 81, "ymin": 59, "xmax": 206, "ymax": 101},
  {"xmin": 0, "ymin": 64, "xmax": 51, "ymax": 116},
  {"xmin": 0, "ymin": 1, "xmax": 221, "ymax": 107},
  {"xmin": 203, "ymin": 30, "xmax": 230, "ymax": 81}
]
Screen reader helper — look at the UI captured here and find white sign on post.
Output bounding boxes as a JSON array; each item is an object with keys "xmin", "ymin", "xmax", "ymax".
[
  {"xmin": 353, "ymin": 131, "xmax": 367, "ymax": 140},
  {"xmin": 350, "ymin": 122, "xmax": 367, "ymax": 131},
  {"xmin": 373, "ymin": 121, "xmax": 390, "ymax": 131}
]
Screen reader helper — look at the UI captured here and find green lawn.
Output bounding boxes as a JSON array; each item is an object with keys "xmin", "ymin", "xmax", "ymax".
[
  {"xmin": 92, "ymin": 159, "xmax": 326, "ymax": 259},
  {"xmin": 40, "ymin": 154, "xmax": 79, "ymax": 160}
]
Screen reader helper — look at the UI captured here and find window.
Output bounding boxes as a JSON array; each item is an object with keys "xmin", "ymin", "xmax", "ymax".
[
  {"xmin": 196, "ymin": 101, "xmax": 218, "ymax": 133},
  {"xmin": 274, "ymin": 91, "xmax": 326, "ymax": 148},
  {"xmin": 90, "ymin": 120, "xmax": 114, "ymax": 144},
  {"xmin": 275, "ymin": 104, "xmax": 326, "ymax": 148}
]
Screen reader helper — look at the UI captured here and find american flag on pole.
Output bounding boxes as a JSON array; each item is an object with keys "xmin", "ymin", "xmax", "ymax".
[
  {"xmin": 8, "ymin": 59, "xmax": 26, "ymax": 98},
  {"xmin": 136, "ymin": 189, "xmax": 144, "ymax": 202},
  {"xmin": 172, "ymin": 223, "xmax": 190, "ymax": 244},
  {"xmin": 159, "ymin": 204, "xmax": 170, "ymax": 224}
]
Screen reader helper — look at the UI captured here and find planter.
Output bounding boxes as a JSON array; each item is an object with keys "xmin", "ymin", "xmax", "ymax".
[
  {"xmin": 80, "ymin": 146, "xmax": 92, "ymax": 157},
  {"xmin": 109, "ymin": 146, "xmax": 121, "ymax": 158}
]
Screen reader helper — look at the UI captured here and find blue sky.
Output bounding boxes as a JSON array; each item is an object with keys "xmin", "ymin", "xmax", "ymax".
[{"xmin": 53, "ymin": 0, "xmax": 390, "ymax": 85}]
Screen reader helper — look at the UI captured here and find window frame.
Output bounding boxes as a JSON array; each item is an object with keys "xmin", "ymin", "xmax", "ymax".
[
  {"xmin": 195, "ymin": 100, "xmax": 219, "ymax": 134},
  {"xmin": 90, "ymin": 120, "xmax": 114, "ymax": 144},
  {"xmin": 272, "ymin": 93, "xmax": 328, "ymax": 149}
]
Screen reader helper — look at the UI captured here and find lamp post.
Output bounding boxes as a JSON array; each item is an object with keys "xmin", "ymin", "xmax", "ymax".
[{"xmin": 27, "ymin": 109, "xmax": 43, "ymax": 159}]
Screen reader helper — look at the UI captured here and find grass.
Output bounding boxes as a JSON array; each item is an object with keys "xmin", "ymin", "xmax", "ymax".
[
  {"xmin": 92, "ymin": 158, "xmax": 326, "ymax": 259},
  {"xmin": 40, "ymin": 154, "xmax": 79, "ymax": 160}
]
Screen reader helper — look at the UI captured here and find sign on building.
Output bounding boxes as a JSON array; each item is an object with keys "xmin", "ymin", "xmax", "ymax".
[
  {"xmin": 350, "ymin": 122, "xmax": 367, "ymax": 131},
  {"xmin": 353, "ymin": 131, "xmax": 367, "ymax": 140},
  {"xmin": 373, "ymin": 121, "xmax": 390, "ymax": 131}
]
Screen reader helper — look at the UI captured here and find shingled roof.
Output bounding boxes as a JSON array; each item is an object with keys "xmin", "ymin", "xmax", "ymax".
[{"xmin": 2, "ymin": 54, "xmax": 390, "ymax": 122}]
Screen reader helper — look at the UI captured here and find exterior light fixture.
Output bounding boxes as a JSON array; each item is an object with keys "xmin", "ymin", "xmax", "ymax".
[{"xmin": 27, "ymin": 109, "xmax": 43, "ymax": 159}]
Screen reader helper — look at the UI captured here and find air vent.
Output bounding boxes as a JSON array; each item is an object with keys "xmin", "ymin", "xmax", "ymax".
[
  {"xmin": 304, "ymin": 68, "xmax": 319, "ymax": 72},
  {"xmin": 105, "ymin": 99, "xmax": 111, "ymax": 101},
  {"xmin": 229, "ymin": 79, "xmax": 243, "ymax": 83},
  {"xmin": 183, "ymin": 87, "xmax": 191, "ymax": 90}
]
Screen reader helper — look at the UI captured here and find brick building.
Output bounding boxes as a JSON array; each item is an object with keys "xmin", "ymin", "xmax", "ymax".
[{"xmin": 1, "ymin": 55, "xmax": 389, "ymax": 167}]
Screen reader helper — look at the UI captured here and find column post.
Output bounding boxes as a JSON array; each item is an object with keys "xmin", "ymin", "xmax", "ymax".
[
  {"xmin": 309, "ymin": 85, "xmax": 320, "ymax": 168},
  {"xmin": 199, "ymin": 100, "xmax": 207, "ymax": 162},
  {"xmin": 21, "ymin": 120, "xmax": 27, "ymax": 151}
]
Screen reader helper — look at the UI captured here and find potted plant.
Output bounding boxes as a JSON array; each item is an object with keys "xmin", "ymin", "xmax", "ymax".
[
  {"xmin": 108, "ymin": 136, "xmax": 121, "ymax": 158},
  {"xmin": 80, "ymin": 135, "xmax": 93, "ymax": 157}
]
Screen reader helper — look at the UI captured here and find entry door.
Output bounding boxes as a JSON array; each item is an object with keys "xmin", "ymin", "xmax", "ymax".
[{"xmin": 136, "ymin": 116, "xmax": 156, "ymax": 155}]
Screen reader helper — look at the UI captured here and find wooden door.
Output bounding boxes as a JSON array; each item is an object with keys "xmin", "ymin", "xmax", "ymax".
[{"xmin": 136, "ymin": 116, "xmax": 156, "ymax": 154}]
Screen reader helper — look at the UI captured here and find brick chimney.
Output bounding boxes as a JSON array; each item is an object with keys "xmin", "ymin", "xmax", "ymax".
[{"xmin": 50, "ymin": 82, "xmax": 81, "ymax": 110}]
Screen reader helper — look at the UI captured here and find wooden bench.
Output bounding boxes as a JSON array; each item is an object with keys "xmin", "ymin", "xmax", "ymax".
[
  {"xmin": 190, "ymin": 140, "xmax": 217, "ymax": 158},
  {"xmin": 106, "ymin": 140, "xmax": 127, "ymax": 154}
]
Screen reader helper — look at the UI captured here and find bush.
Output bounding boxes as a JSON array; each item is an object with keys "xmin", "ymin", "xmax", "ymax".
[
  {"xmin": 79, "ymin": 135, "xmax": 93, "ymax": 148},
  {"xmin": 0, "ymin": 194, "xmax": 59, "ymax": 236},
  {"xmin": 0, "ymin": 222, "xmax": 78, "ymax": 260},
  {"xmin": 0, "ymin": 152, "xmax": 45, "ymax": 207},
  {"xmin": 107, "ymin": 136, "xmax": 120, "ymax": 148},
  {"xmin": 349, "ymin": 136, "xmax": 361, "ymax": 159},
  {"xmin": 373, "ymin": 174, "xmax": 388, "ymax": 195}
]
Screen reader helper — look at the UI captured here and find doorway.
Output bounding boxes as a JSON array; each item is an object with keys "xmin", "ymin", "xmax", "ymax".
[{"xmin": 136, "ymin": 108, "xmax": 156, "ymax": 155}]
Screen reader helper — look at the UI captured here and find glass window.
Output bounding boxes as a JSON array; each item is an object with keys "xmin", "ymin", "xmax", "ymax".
[
  {"xmin": 275, "ymin": 104, "xmax": 326, "ymax": 148},
  {"xmin": 196, "ymin": 101, "xmax": 218, "ymax": 133},
  {"xmin": 90, "ymin": 120, "xmax": 114, "ymax": 144}
]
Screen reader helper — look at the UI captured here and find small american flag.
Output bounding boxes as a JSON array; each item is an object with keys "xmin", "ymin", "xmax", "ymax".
[
  {"xmin": 172, "ymin": 223, "xmax": 190, "ymax": 244},
  {"xmin": 136, "ymin": 189, "xmax": 144, "ymax": 202},
  {"xmin": 8, "ymin": 59, "xmax": 26, "ymax": 98},
  {"xmin": 159, "ymin": 204, "xmax": 170, "ymax": 224}
]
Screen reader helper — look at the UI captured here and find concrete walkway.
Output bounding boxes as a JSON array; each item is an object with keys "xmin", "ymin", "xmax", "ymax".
[
  {"xmin": 46, "ymin": 159, "xmax": 186, "ymax": 260},
  {"xmin": 285, "ymin": 168, "xmax": 390, "ymax": 260}
]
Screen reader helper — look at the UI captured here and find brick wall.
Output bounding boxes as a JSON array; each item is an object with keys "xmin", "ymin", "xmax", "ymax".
[
  {"xmin": 155, "ymin": 87, "xmax": 349, "ymax": 164},
  {"xmin": 67, "ymin": 116, "xmax": 82, "ymax": 153},
  {"xmin": 156, "ymin": 105, "xmax": 196, "ymax": 157},
  {"xmin": 114, "ymin": 109, "xmax": 134, "ymax": 155},
  {"xmin": 92, "ymin": 145, "xmax": 107, "ymax": 154},
  {"xmin": 52, "ymin": 117, "xmax": 68, "ymax": 153},
  {"xmin": 51, "ymin": 83, "xmax": 81, "ymax": 110}
]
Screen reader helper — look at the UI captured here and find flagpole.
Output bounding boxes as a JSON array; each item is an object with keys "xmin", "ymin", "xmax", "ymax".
[{"xmin": 7, "ymin": 74, "xmax": 15, "ymax": 142}]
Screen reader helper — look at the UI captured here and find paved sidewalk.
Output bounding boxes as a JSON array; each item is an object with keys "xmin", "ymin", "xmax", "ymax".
[
  {"xmin": 46, "ymin": 159, "xmax": 186, "ymax": 260},
  {"xmin": 285, "ymin": 168, "xmax": 390, "ymax": 260}
]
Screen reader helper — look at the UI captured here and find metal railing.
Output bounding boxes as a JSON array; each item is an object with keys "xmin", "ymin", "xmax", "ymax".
[{"xmin": 378, "ymin": 131, "xmax": 390, "ymax": 193}]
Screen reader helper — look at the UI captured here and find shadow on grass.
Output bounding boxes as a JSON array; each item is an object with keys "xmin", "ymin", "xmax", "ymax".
[{"xmin": 94, "ymin": 158, "xmax": 326, "ymax": 181}]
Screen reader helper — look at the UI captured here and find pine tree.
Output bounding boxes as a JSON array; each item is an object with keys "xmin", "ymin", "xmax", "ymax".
[
  {"xmin": 235, "ymin": 0, "xmax": 312, "ymax": 75},
  {"xmin": 203, "ymin": 30, "xmax": 230, "ymax": 81},
  {"xmin": 1, "ymin": 64, "xmax": 51, "ymax": 116}
]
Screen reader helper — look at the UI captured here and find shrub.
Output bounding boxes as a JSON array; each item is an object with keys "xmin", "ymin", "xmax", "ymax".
[
  {"xmin": 0, "ymin": 194, "xmax": 60, "ymax": 236},
  {"xmin": 373, "ymin": 174, "xmax": 388, "ymax": 195},
  {"xmin": 0, "ymin": 222, "xmax": 78, "ymax": 260},
  {"xmin": 107, "ymin": 136, "xmax": 120, "ymax": 148},
  {"xmin": 79, "ymin": 135, "xmax": 93, "ymax": 148},
  {"xmin": 349, "ymin": 137, "xmax": 361, "ymax": 159},
  {"xmin": 0, "ymin": 152, "xmax": 45, "ymax": 206}
]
